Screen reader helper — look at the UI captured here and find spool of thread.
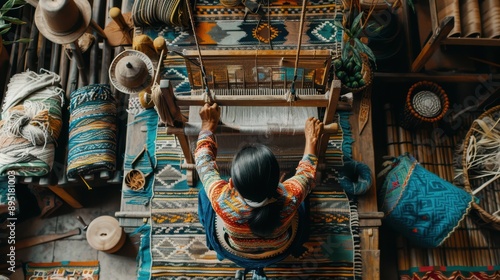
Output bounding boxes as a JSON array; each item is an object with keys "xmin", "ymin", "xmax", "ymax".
[{"xmin": 86, "ymin": 216, "xmax": 126, "ymax": 253}]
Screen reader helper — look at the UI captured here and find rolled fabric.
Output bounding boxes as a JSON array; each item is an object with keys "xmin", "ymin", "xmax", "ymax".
[
  {"xmin": 338, "ymin": 157, "xmax": 372, "ymax": 196},
  {"xmin": 66, "ymin": 84, "xmax": 117, "ymax": 178},
  {"xmin": 481, "ymin": 0, "xmax": 500, "ymax": 39},
  {"xmin": 460, "ymin": 0, "xmax": 482, "ymax": 38},
  {"xmin": 0, "ymin": 70, "xmax": 64, "ymax": 176},
  {"xmin": 436, "ymin": 0, "xmax": 461, "ymax": 37}
]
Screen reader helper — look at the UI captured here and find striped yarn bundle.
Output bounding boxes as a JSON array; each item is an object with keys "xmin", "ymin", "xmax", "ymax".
[
  {"xmin": 0, "ymin": 70, "xmax": 64, "ymax": 176},
  {"xmin": 67, "ymin": 84, "xmax": 117, "ymax": 178}
]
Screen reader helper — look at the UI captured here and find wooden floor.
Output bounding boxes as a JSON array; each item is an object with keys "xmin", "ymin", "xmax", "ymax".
[{"xmin": 1, "ymin": 185, "xmax": 138, "ymax": 280}]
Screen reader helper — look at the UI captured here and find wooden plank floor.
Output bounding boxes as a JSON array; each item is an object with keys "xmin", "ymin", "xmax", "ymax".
[{"xmin": 2, "ymin": 185, "xmax": 138, "ymax": 279}]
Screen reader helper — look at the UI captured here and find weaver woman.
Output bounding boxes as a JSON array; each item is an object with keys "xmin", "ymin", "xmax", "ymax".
[{"xmin": 195, "ymin": 103, "xmax": 323, "ymax": 277}]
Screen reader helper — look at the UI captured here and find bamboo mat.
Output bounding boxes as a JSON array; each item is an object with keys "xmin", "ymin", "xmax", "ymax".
[{"xmin": 384, "ymin": 103, "xmax": 500, "ymax": 278}]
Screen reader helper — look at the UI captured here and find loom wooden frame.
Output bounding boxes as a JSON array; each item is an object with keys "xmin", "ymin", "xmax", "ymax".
[{"xmin": 161, "ymin": 50, "xmax": 342, "ymax": 186}]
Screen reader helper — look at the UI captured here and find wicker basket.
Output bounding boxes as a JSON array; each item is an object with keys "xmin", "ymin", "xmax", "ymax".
[
  {"xmin": 401, "ymin": 81, "xmax": 449, "ymax": 130},
  {"xmin": 461, "ymin": 105, "xmax": 500, "ymax": 231},
  {"xmin": 339, "ymin": 54, "xmax": 373, "ymax": 94}
]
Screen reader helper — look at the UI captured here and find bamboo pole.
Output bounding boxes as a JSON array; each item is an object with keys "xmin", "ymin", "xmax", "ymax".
[{"xmin": 385, "ymin": 104, "xmax": 397, "ymax": 157}]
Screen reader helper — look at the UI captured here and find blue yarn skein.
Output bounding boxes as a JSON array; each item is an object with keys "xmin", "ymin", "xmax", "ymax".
[{"xmin": 338, "ymin": 157, "xmax": 372, "ymax": 195}]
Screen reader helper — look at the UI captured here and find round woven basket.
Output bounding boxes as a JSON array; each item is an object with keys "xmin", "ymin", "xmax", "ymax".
[
  {"xmin": 461, "ymin": 105, "xmax": 500, "ymax": 231},
  {"xmin": 401, "ymin": 81, "xmax": 449, "ymax": 129},
  {"xmin": 339, "ymin": 54, "xmax": 373, "ymax": 94}
]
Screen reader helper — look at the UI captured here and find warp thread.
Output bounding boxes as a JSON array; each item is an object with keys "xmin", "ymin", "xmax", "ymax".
[
  {"xmin": 0, "ymin": 70, "xmax": 64, "ymax": 176},
  {"xmin": 67, "ymin": 84, "xmax": 117, "ymax": 178}
]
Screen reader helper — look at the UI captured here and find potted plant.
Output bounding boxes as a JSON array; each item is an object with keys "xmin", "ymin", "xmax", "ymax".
[{"xmin": 333, "ymin": 3, "xmax": 378, "ymax": 93}]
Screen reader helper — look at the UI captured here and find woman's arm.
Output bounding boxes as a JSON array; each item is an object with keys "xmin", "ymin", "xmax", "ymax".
[
  {"xmin": 284, "ymin": 117, "xmax": 323, "ymax": 197},
  {"xmin": 195, "ymin": 103, "xmax": 224, "ymax": 196}
]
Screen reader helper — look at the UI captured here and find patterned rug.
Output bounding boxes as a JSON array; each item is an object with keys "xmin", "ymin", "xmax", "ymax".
[
  {"xmin": 136, "ymin": 111, "xmax": 361, "ymax": 279},
  {"xmin": 399, "ymin": 266, "xmax": 500, "ymax": 280},
  {"xmin": 138, "ymin": 0, "xmax": 343, "ymax": 52},
  {"xmin": 24, "ymin": 260, "xmax": 100, "ymax": 279}
]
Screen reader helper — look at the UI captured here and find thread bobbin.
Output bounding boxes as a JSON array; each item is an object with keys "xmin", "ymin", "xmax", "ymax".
[{"xmin": 86, "ymin": 215, "xmax": 126, "ymax": 253}]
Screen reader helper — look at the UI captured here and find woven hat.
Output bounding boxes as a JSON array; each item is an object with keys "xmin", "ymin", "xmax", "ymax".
[
  {"xmin": 109, "ymin": 50, "xmax": 154, "ymax": 94},
  {"xmin": 35, "ymin": 0, "xmax": 92, "ymax": 45}
]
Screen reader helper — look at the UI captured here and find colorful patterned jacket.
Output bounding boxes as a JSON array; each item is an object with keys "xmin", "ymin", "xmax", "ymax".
[{"xmin": 195, "ymin": 130, "xmax": 317, "ymax": 253}]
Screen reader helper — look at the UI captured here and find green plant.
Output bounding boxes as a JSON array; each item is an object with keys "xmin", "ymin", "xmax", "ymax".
[
  {"xmin": 0, "ymin": 0, "xmax": 30, "ymax": 45},
  {"xmin": 333, "ymin": 9, "xmax": 379, "ymax": 90},
  {"xmin": 334, "ymin": 11, "xmax": 377, "ymax": 67}
]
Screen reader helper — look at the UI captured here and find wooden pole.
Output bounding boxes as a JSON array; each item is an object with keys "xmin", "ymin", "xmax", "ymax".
[{"xmin": 385, "ymin": 104, "xmax": 397, "ymax": 157}]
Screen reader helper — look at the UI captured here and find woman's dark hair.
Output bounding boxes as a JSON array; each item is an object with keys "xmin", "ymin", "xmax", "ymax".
[{"xmin": 231, "ymin": 143, "xmax": 284, "ymax": 237}]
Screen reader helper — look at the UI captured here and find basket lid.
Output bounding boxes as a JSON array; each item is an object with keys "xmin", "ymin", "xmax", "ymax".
[{"xmin": 412, "ymin": 90, "xmax": 442, "ymax": 118}]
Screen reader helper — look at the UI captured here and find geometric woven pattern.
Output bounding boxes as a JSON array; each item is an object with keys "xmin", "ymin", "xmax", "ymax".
[
  {"xmin": 147, "ymin": 118, "xmax": 361, "ymax": 279},
  {"xmin": 399, "ymin": 267, "xmax": 500, "ymax": 280},
  {"xmin": 139, "ymin": 0, "xmax": 343, "ymax": 53},
  {"xmin": 381, "ymin": 154, "xmax": 474, "ymax": 248}
]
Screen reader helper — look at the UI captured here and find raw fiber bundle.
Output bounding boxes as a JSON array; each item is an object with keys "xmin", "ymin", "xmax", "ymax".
[
  {"xmin": 0, "ymin": 70, "xmax": 64, "ymax": 176},
  {"xmin": 67, "ymin": 84, "xmax": 117, "ymax": 178}
]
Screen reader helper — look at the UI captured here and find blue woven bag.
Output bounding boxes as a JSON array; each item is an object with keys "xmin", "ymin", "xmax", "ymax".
[{"xmin": 379, "ymin": 154, "xmax": 474, "ymax": 248}]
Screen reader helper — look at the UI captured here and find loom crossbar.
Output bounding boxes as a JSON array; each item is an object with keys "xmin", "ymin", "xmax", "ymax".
[{"xmin": 158, "ymin": 48, "xmax": 342, "ymax": 186}]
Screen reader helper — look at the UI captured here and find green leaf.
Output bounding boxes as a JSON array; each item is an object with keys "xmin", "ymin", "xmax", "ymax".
[
  {"xmin": 333, "ymin": 20, "xmax": 345, "ymax": 31},
  {"xmin": 1, "ymin": 0, "xmax": 26, "ymax": 15},
  {"xmin": 350, "ymin": 12, "xmax": 364, "ymax": 37},
  {"xmin": 407, "ymin": 0, "xmax": 415, "ymax": 12},
  {"xmin": 0, "ymin": 22, "xmax": 10, "ymax": 30},
  {"xmin": 2, "ymin": 16, "xmax": 25, "ymax": 25},
  {"xmin": 354, "ymin": 38, "xmax": 377, "ymax": 65},
  {"xmin": 0, "ymin": 24, "xmax": 11, "ymax": 35},
  {"xmin": 351, "ymin": 48, "xmax": 362, "ymax": 66},
  {"xmin": 16, "ymin": 37, "xmax": 31, "ymax": 43},
  {"xmin": 342, "ymin": 43, "xmax": 351, "ymax": 62},
  {"xmin": 1, "ymin": 0, "xmax": 16, "ymax": 13}
]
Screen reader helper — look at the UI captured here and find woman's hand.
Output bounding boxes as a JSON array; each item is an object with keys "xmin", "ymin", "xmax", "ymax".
[
  {"xmin": 199, "ymin": 103, "xmax": 220, "ymax": 132},
  {"xmin": 304, "ymin": 117, "xmax": 323, "ymax": 155}
]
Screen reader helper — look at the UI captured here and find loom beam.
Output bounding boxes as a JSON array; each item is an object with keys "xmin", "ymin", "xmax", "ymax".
[{"xmin": 158, "ymin": 49, "xmax": 343, "ymax": 186}]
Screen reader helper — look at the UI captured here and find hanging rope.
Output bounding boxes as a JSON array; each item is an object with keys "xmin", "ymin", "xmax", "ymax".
[
  {"xmin": 289, "ymin": 0, "xmax": 308, "ymax": 97},
  {"xmin": 185, "ymin": 0, "xmax": 212, "ymax": 103}
]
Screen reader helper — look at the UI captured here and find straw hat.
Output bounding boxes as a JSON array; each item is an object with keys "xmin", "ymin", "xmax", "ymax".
[
  {"xmin": 35, "ymin": 0, "xmax": 92, "ymax": 45},
  {"xmin": 109, "ymin": 50, "xmax": 154, "ymax": 94}
]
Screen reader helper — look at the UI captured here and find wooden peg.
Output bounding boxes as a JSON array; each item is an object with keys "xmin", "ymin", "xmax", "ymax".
[{"xmin": 109, "ymin": 7, "xmax": 132, "ymax": 43}]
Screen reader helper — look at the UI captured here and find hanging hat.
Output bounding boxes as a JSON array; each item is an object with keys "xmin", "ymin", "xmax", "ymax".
[
  {"xmin": 35, "ymin": 0, "xmax": 92, "ymax": 45},
  {"xmin": 109, "ymin": 50, "xmax": 154, "ymax": 94}
]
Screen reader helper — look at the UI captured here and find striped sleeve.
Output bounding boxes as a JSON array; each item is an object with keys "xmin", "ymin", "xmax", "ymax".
[
  {"xmin": 288, "ymin": 154, "xmax": 318, "ymax": 195},
  {"xmin": 194, "ymin": 130, "xmax": 225, "ymax": 199}
]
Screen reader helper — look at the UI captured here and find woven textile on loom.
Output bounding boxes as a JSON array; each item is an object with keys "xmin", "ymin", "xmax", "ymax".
[
  {"xmin": 135, "ymin": 110, "xmax": 360, "ymax": 279},
  {"xmin": 137, "ymin": 0, "xmax": 343, "ymax": 52},
  {"xmin": 0, "ymin": 70, "xmax": 64, "ymax": 176},
  {"xmin": 67, "ymin": 84, "xmax": 117, "ymax": 178}
]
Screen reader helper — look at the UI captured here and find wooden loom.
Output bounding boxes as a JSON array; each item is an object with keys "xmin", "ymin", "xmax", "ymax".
[{"xmin": 158, "ymin": 49, "xmax": 345, "ymax": 186}]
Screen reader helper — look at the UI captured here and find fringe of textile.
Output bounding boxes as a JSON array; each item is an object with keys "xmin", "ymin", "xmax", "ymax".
[
  {"xmin": 123, "ymin": 108, "xmax": 159, "ymax": 205},
  {"xmin": 66, "ymin": 84, "xmax": 117, "ymax": 178},
  {"xmin": 349, "ymin": 198, "xmax": 363, "ymax": 279},
  {"xmin": 0, "ymin": 70, "xmax": 64, "ymax": 176}
]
